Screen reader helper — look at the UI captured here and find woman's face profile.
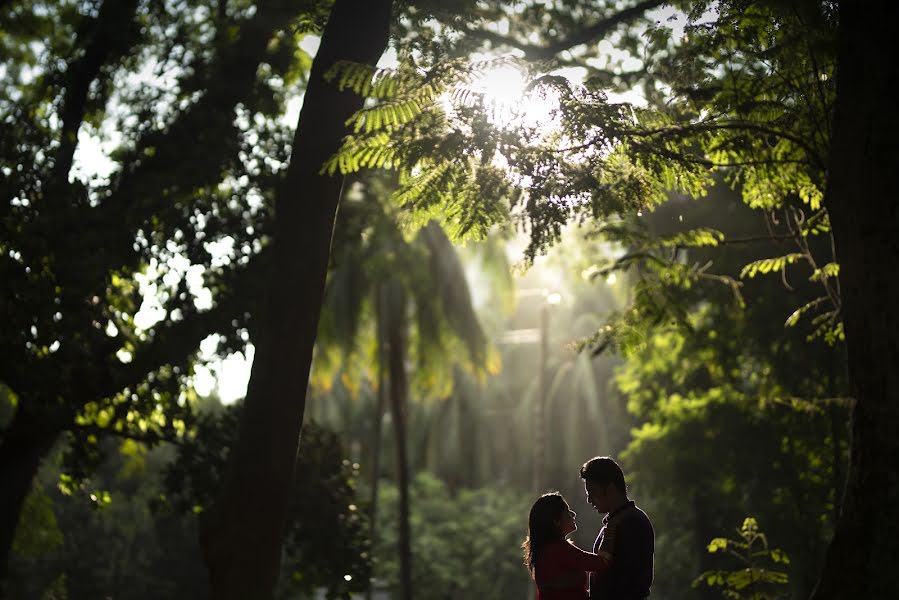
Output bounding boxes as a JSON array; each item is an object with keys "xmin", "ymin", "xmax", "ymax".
[{"xmin": 558, "ymin": 506, "xmax": 577, "ymax": 537}]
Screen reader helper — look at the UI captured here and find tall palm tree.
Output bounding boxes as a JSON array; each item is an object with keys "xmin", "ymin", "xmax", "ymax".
[{"xmin": 314, "ymin": 182, "xmax": 489, "ymax": 600}]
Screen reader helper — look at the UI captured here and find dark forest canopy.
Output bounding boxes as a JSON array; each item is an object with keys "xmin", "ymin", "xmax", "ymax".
[{"xmin": 2, "ymin": 0, "xmax": 898, "ymax": 598}]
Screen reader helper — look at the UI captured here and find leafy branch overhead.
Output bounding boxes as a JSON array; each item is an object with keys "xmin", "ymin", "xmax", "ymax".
[
  {"xmin": 321, "ymin": 2, "xmax": 842, "ymax": 354},
  {"xmin": 323, "ymin": 59, "xmax": 695, "ymax": 250}
]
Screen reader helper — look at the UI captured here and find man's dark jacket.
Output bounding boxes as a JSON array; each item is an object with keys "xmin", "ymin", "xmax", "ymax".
[{"xmin": 589, "ymin": 500, "xmax": 654, "ymax": 600}]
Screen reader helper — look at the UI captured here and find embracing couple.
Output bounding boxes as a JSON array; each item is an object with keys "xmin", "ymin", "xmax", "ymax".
[{"xmin": 523, "ymin": 456, "xmax": 654, "ymax": 600}]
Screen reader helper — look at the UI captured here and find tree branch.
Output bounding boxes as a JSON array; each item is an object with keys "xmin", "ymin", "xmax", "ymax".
[
  {"xmin": 71, "ymin": 422, "xmax": 184, "ymax": 447},
  {"xmin": 75, "ymin": 248, "xmax": 268, "ymax": 408},
  {"xmin": 544, "ymin": 0, "xmax": 667, "ymax": 56},
  {"xmin": 624, "ymin": 119, "xmax": 827, "ymax": 170},
  {"xmin": 713, "ymin": 233, "xmax": 794, "ymax": 245},
  {"xmin": 465, "ymin": 0, "xmax": 665, "ymax": 60},
  {"xmin": 50, "ymin": 0, "xmax": 140, "ymax": 188},
  {"xmin": 84, "ymin": 1, "xmax": 297, "ymax": 287}
]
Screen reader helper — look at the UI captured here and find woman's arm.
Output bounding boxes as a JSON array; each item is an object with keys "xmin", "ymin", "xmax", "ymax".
[
  {"xmin": 560, "ymin": 541, "xmax": 612, "ymax": 573},
  {"xmin": 538, "ymin": 573, "xmax": 583, "ymax": 591}
]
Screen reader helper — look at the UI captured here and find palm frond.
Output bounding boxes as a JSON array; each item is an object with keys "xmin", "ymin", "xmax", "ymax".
[{"xmin": 418, "ymin": 221, "xmax": 487, "ymax": 367}]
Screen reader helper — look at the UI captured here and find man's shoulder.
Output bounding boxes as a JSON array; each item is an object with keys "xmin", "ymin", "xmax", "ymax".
[
  {"xmin": 632, "ymin": 503, "xmax": 652, "ymax": 522},
  {"xmin": 620, "ymin": 503, "xmax": 654, "ymax": 534}
]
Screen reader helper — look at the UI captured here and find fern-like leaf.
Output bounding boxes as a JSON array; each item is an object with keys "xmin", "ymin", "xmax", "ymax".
[{"xmin": 740, "ymin": 253, "xmax": 803, "ymax": 278}]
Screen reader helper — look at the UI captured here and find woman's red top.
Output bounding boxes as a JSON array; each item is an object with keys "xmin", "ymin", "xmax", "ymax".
[{"xmin": 534, "ymin": 539, "xmax": 611, "ymax": 600}]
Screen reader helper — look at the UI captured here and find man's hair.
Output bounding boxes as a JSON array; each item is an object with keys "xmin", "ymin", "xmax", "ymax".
[{"xmin": 579, "ymin": 456, "xmax": 627, "ymax": 494}]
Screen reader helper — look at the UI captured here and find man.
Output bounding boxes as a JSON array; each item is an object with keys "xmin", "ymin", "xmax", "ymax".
[{"xmin": 581, "ymin": 456, "xmax": 654, "ymax": 600}]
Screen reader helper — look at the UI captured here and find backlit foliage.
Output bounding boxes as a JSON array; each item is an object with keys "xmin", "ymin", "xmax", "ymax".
[
  {"xmin": 694, "ymin": 518, "xmax": 790, "ymax": 600},
  {"xmin": 324, "ymin": 2, "xmax": 841, "ymax": 353}
]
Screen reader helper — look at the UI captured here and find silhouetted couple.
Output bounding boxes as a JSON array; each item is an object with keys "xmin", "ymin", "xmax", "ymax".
[{"xmin": 523, "ymin": 456, "xmax": 654, "ymax": 600}]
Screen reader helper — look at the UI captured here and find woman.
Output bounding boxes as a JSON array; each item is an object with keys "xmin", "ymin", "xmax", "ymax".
[{"xmin": 522, "ymin": 492, "xmax": 614, "ymax": 600}]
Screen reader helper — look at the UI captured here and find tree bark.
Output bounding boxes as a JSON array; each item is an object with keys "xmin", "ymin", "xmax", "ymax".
[
  {"xmin": 385, "ymin": 282, "xmax": 412, "ymax": 600},
  {"xmin": 200, "ymin": 0, "xmax": 392, "ymax": 597},
  {"xmin": 810, "ymin": 2, "xmax": 899, "ymax": 598},
  {"xmin": 0, "ymin": 408, "xmax": 60, "ymax": 591},
  {"xmin": 50, "ymin": 0, "xmax": 140, "ymax": 188}
]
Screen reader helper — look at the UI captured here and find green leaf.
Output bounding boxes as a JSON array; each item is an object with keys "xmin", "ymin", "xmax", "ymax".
[
  {"xmin": 740, "ymin": 254, "xmax": 803, "ymax": 279},
  {"xmin": 809, "ymin": 262, "xmax": 839, "ymax": 282},
  {"xmin": 769, "ymin": 548, "xmax": 790, "ymax": 564},
  {"xmin": 784, "ymin": 297, "xmax": 826, "ymax": 327},
  {"xmin": 658, "ymin": 228, "xmax": 725, "ymax": 248}
]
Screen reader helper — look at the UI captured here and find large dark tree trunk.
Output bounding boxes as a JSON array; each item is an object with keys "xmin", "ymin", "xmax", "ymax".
[
  {"xmin": 0, "ymin": 409, "xmax": 60, "ymax": 588},
  {"xmin": 811, "ymin": 2, "xmax": 899, "ymax": 598},
  {"xmin": 385, "ymin": 282, "xmax": 413, "ymax": 600},
  {"xmin": 200, "ymin": 1, "xmax": 392, "ymax": 597}
]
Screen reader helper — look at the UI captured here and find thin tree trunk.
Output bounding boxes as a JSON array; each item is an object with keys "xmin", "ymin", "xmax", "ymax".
[
  {"xmin": 385, "ymin": 282, "xmax": 412, "ymax": 600},
  {"xmin": 0, "ymin": 410, "xmax": 60, "ymax": 588},
  {"xmin": 828, "ymin": 402, "xmax": 844, "ymax": 525},
  {"xmin": 456, "ymin": 375, "xmax": 478, "ymax": 489},
  {"xmin": 533, "ymin": 302, "xmax": 548, "ymax": 493},
  {"xmin": 366, "ymin": 285, "xmax": 388, "ymax": 600},
  {"xmin": 810, "ymin": 2, "xmax": 899, "ymax": 598},
  {"xmin": 200, "ymin": 1, "xmax": 392, "ymax": 597}
]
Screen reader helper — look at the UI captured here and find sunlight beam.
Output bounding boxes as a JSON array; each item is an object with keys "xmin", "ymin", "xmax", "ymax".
[{"xmin": 467, "ymin": 63, "xmax": 557, "ymax": 130}]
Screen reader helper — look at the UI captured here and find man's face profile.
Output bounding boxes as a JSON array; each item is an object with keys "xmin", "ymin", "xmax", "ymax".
[{"xmin": 584, "ymin": 480, "xmax": 611, "ymax": 513}]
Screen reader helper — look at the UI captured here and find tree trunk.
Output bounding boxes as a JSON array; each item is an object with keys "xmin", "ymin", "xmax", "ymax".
[
  {"xmin": 200, "ymin": 1, "xmax": 392, "ymax": 597},
  {"xmin": 367, "ymin": 285, "xmax": 388, "ymax": 600},
  {"xmin": 455, "ymin": 373, "xmax": 478, "ymax": 489},
  {"xmin": 810, "ymin": 2, "xmax": 899, "ymax": 598},
  {"xmin": 828, "ymin": 402, "xmax": 844, "ymax": 525},
  {"xmin": 533, "ymin": 302, "xmax": 548, "ymax": 493},
  {"xmin": 0, "ymin": 409, "xmax": 60, "ymax": 589},
  {"xmin": 385, "ymin": 282, "xmax": 412, "ymax": 600}
]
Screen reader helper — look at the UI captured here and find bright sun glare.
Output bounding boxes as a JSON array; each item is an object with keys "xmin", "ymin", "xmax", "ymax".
[{"xmin": 467, "ymin": 64, "xmax": 558, "ymax": 130}]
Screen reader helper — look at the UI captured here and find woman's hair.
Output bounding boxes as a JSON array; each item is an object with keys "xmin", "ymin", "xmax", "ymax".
[{"xmin": 522, "ymin": 492, "xmax": 569, "ymax": 576}]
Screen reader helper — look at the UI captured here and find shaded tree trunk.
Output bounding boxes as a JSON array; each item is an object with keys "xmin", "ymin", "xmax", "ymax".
[
  {"xmin": 810, "ymin": 2, "xmax": 899, "ymax": 598},
  {"xmin": 385, "ymin": 282, "xmax": 412, "ymax": 600},
  {"xmin": 0, "ymin": 408, "xmax": 60, "ymax": 588},
  {"xmin": 455, "ymin": 374, "xmax": 479, "ymax": 489},
  {"xmin": 199, "ymin": 0, "xmax": 392, "ymax": 597},
  {"xmin": 828, "ymin": 403, "xmax": 845, "ymax": 525},
  {"xmin": 367, "ymin": 285, "xmax": 388, "ymax": 600}
]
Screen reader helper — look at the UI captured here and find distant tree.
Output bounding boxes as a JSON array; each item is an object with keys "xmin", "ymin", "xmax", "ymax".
[
  {"xmin": 8, "ymin": 438, "xmax": 208, "ymax": 600},
  {"xmin": 374, "ymin": 472, "xmax": 531, "ymax": 600},
  {"xmin": 313, "ymin": 183, "xmax": 489, "ymax": 600}
]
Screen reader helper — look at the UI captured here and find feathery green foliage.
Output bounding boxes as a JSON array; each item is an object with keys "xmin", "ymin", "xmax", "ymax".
[
  {"xmin": 313, "ymin": 178, "xmax": 490, "ymax": 401},
  {"xmin": 321, "ymin": 1, "xmax": 840, "ymax": 359},
  {"xmin": 694, "ymin": 518, "xmax": 790, "ymax": 600}
]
